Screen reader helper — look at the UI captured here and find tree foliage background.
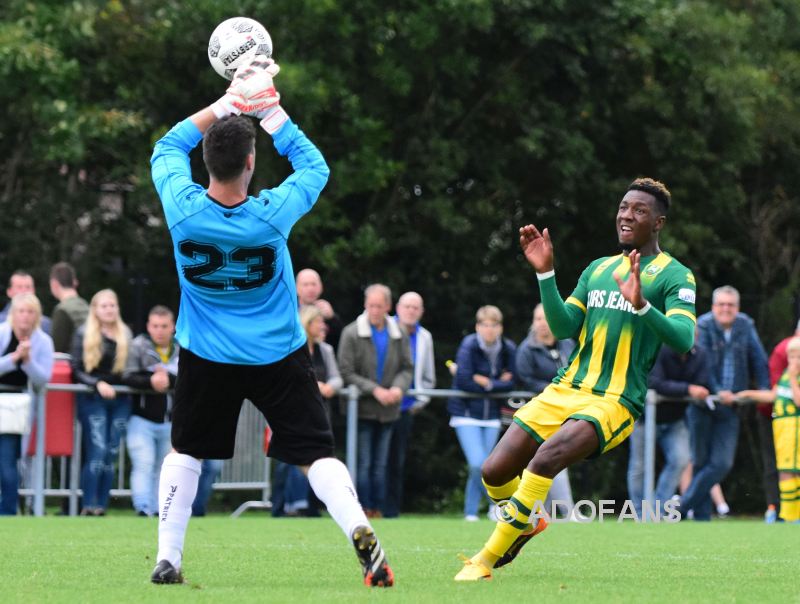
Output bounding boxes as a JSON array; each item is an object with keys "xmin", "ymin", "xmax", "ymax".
[{"xmin": 2, "ymin": 0, "xmax": 800, "ymax": 513}]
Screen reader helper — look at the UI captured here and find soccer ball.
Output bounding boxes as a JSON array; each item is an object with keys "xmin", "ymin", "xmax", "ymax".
[{"xmin": 208, "ymin": 17, "xmax": 272, "ymax": 80}]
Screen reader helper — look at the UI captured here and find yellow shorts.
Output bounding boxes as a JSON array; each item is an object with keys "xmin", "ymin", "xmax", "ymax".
[
  {"xmin": 773, "ymin": 416, "xmax": 800, "ymax": 471},
  {"xmin": 513, "ymin": 382, "xmax": 635, "ymax": 457}
]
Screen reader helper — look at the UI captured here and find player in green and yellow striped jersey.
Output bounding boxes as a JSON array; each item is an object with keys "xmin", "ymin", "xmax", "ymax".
[
  {"xmin": 737, "ymin": 336, "xmax": 800, "ymax": 522},
  {"xmin": 455, "ymin": 178, "xmax": 697, "ymax": 582}
]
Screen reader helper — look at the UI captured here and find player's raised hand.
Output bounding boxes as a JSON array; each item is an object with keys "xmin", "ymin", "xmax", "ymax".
[
  {"xmin": 252, "ymin": 56, "xmax": 280, "ymax": 78},
  {"xmin": 228, "ymin": 56, "xmax": 290, "ymax": 133},
  {"xmin": 613, "ymin": 249, "xmax": 646, "ymax": 310},
  {"xmin": 228, "ymin": 56, "xmax": 281, "ymax": 115},
  {"xmin": 209, "ymin": 57, "xmax": 282, "ymax": 120},
  {"xmin": 519, "ymin": 224, "xmax": 554, "ymax": 273}
]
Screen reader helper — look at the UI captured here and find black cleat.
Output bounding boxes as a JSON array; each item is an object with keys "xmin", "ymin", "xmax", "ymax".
[
  {"xmin": 351, "ymin": 525, "xmax": 394, "ymax": 587},
  {"xmin": 493, "ymin": 517, "xmax": 548, "ymax": 569},
  {"xmin": 150, "ymin": 559, "xmax": 183, "ymax": 584}
]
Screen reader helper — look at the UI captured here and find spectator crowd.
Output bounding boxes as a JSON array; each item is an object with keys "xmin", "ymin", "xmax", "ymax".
[{"xmin": 0, "ymin": 265, "xmax": 796, "ymax": 524}]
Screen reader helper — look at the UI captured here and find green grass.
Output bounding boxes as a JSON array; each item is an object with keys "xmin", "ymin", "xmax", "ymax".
[{"xmin": 1, "ymin": 514, "xmax": 798, "ymax": 603}]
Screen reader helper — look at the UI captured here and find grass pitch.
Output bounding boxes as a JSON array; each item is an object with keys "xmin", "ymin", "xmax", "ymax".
[{"xmin": 1, "ymin": 513, "xmax": 797, "ymax": 603}]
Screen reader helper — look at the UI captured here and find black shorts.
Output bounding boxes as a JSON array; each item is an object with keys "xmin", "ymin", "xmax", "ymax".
[{"xmin": 171, "ymin": 345, "xmax": 335, "ymax": 465}]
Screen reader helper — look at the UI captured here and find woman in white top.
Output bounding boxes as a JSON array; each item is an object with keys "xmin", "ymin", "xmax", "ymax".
[{"xmin": 0, "ymin": 293, "xmax": 54, "ymax": 514}]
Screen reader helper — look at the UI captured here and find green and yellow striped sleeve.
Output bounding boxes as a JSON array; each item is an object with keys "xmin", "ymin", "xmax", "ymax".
[
  {"xmin": 640, "ymin": 306, "xmax": 695, "ymax": 353},
  {"xmin": 538, "ymin": 269, "xmax": 587, "ymax": 340}
]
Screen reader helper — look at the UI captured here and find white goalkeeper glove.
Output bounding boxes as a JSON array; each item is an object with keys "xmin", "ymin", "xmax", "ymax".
[
  {"xmin": 229, "ymin": 56, "xmax": 281, "ymax": 113},
  {"xmin": 211, "ymin": 57, "xmax": 289, "ymax": 133},
  {"xmin": 210, "ymin": 90, "xmax": 243, "ymax": 119},
  {"xmin": 210, "ymin": 70, "xmax": 247, "ymax": 119},
  {"xmin": 210, "ymin": 57, "xmax": 281, "ymax": 119},
  {"xmin": 235, "ymin": 57, "xmax": 290, "ymax": 134}
]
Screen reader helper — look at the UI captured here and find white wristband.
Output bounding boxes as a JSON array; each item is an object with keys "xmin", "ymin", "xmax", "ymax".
[
  {"xmin": 260, "ymin": 106, "xmax": 289, "ymax": 134},
  {"xmin": 536, "ymin": 270, "xmax": 555, "ymax": 281},
  {"xmin": 636, "ymin": 302, "xmax": 652, "ymax": 316}
]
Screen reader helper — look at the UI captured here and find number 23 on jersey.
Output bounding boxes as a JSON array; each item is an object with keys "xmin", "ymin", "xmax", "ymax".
[{"xmin": 179, "ymin": 240, "xmax": 276, "ymax": 291}]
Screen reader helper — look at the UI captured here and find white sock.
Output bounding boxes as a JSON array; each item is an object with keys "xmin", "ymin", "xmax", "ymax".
[
  {"xmin": 156, "ymin": 453, "xmax": 201, "ymax": 569},
  {"xmin": 307, "ymin": 457, "xmax": 369, "ymax": 538}
]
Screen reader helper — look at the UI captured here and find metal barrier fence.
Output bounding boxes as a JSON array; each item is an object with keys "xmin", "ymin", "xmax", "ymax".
[
  {"xmin": 18, "ymin": 379, "xmax": 755, "ymax": 520},
  {"xmin": 17, "ymin": 382, "xmax": 271, "ymax": 517},
  {"xmin": 639, "ymin": 390, "xmax": 755, "ymax": 519},
  {"xmin": 345, "ymin": 386, "xmax": 755, "ymax": 523},
  {"xmin": 21, "ymin": 382, "xmax": 524, "ymax": 517}
]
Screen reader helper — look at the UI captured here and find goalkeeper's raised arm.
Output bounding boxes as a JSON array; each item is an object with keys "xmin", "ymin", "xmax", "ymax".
[{"xmin": 151, "ymin": 57, "xmax": 329, "ymax": 229}]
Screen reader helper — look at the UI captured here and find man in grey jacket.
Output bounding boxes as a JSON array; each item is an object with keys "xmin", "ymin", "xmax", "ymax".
[{"xmin": 338, "ymin": 284, "xmax": 413, "ymax": 517}]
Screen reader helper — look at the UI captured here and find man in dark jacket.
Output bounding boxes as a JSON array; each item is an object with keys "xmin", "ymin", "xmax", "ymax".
[
  {"xmin": 122, "ymin": 306, "xmax": 179, "ymax": 517},
  {"xmin": 627, "ymin": 339, "xmax": 710, "ymax": 517}
]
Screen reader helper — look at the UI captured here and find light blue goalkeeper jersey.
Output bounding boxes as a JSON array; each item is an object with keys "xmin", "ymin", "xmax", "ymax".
[{"xmin": 151, "ymin": 117, "xmax": 329, "ymax": 364}]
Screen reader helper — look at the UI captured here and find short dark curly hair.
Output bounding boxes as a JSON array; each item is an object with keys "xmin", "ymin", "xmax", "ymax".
[
  {"xmin": 627, "ymin": 177, "xmax": 671, "ymax": 215},
  {"xmin": 203, "ymin": 116, "xmax": 256, "ymax": 182}
]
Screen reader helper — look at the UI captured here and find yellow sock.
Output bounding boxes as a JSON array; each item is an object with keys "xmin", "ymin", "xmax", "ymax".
[
  {"xmin": 778, "ymin": 477, "xmax": 799, "ymax": 522},
  {"xmin": 474, "ymin": 470, "xmax": 552, "ymax": 568},
  {"xmin": 794, "ymin": 476, "xmax": 800, "ymax": 522},
  {"xmin": 791, "ymin": 476, "xmax": 800, "ymax": 522},
  {"xmin": 483, "ymin": 475, "xmax": 520, "ymax": 503}
]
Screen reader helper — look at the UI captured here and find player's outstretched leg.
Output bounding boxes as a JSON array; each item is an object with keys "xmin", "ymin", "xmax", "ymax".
[
  {"xmin": 456, "ymin": 420, "xmax": 599, "ymax": 580},
  {"xmin": 151, "ymin": 452, "xmax": 201, "ymax": 584},
  {"xmin": 455, "ymin": 469, "xmax": 552, "ymax": 581},
  {"xmin": 307, "ymin": 457, "xmax": 394, "ymax": 587},
  {"xmin": 480, "ymin": 473, "xmax": 549, "ymax": 568},
  {"xmin": 493, "ymin": 511, "xmax": 549, "ymax": 568}
]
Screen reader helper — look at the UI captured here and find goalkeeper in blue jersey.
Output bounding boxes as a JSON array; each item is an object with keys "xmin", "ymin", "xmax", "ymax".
[{"xmin": 148, "ymin": 58, "xmax": 393, "ymax": 588}]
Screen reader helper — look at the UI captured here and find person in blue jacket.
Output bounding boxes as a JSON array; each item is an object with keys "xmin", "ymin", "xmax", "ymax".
[
  {"xmin": 680, "ymin": 286, "xmax": 769, "ymax": 521},
  {"xmin": 448, "ymin": 305, "xmax": 516, "ymax": 521}
]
